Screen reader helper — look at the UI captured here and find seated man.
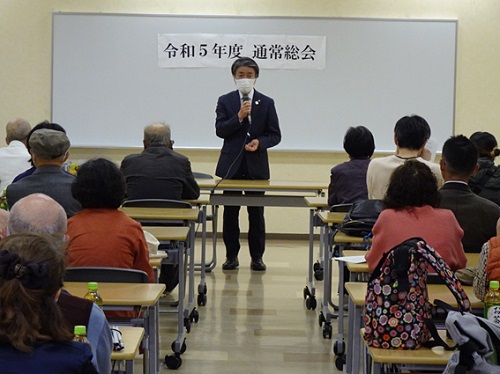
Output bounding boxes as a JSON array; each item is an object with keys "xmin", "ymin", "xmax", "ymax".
[
  {"xmin": 8, "ymin": 193, "xmax": 112, "ymax": 374},
  {"xmin": 120, "ymin": 122, "xmax": 200, "ymax": 293},
  {"xmin": 366, "ymin": 115, "xmax": 443, "ymax": 199},
  {"xmin": 0, "ymin": 118, "xmax": 31, "ymax": 191},
  {"xmin": 6, "ymin": 129, "xmax": 81, "ymax": 217},
  {"xmin": 120, "ymin": 122, "xmax": 200, "ymax": 200},
  {"xmin": 439, "ymin": 135, "xmax": 500, "ymax": 253}
]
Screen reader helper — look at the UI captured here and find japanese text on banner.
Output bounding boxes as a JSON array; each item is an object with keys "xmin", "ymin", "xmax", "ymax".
[{"xmin": 158, "ymin": 34, "xmax": 326, "ymax": 70}]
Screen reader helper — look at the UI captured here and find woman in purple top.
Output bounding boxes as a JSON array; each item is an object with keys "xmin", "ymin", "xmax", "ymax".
[{"xmin": 328, "ymin": 126, "xmax": 375, "ymax": 206}]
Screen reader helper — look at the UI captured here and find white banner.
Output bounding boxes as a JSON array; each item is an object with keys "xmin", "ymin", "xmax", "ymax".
[{"xmin": 158, "ymin": 33, "xmax": 326, "ymax": 70}]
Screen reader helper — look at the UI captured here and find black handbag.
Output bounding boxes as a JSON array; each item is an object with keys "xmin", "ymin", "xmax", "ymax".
[{"xmin": 339, "ymin": 199, "xmax": 384, "ymax": 237}]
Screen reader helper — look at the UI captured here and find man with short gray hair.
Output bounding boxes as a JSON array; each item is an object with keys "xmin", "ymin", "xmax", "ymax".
[
  {"xmin": 0, "ymin": 118, "xmax": 32, "ymax": 191},
  {"xmin": 120, "ymin": 122, "xmax": 200, "ymax": 200},
  {"xmin": 6, "ymin": 129, "xmax": 81, "ymax": 217},
  {"xmin": 8, "ymin": 193, "xmax": 67, "ymax": 236}
]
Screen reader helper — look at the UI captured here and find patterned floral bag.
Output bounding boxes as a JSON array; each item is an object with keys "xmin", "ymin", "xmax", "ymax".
[{"xmin": 364, "ymin": 237, "xmax": 471, "ymax": 349}]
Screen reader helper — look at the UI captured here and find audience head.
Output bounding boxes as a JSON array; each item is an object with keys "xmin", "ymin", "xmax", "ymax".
[
  {"xmin": 8, "ymin": 193, "xmax": 67, "ymax": 237},
  {"xmin": 72, "ymin": 158, "xmax": 125, "ymax": 209},
  {"xmin": 470, "ymin": 131, "xmax": 499, "ymax": 161},
  {"xmin": 393, "ymin": 115, "xmax": 431, "ymax": 151},
  {"xmin": 497, "ymin": 217, "xmax": 500, "ymax": 236},
  {"xmin": 25, "ymin": 121, "xmax": 66, "ymax": 162},
  {"xmin": 143, "ymin": 123, "xmax": 172, "ymax": 149},
  {"xmin": 343, "ymin": 126, "xmax": 375, "ymax": 159},
  {"xmin": 5, "ymin": 118, "xmax": 31, "ymax": 145},
  {"xmin": 384, "ymin": 159, "xmax": 440, "ymax": 210},
  {"xmin": 29, "ymin": 129, "xmax": 70, "ymax": 167},
  {"xmin": 231, "ymin": 57, "xmax": 259, "ymax": 78},
  {"xmin": 440, "ymin": 135, "xmax": 479, "ymax": 181},
  {"xmin": 0, "ymin": 233, "xmax": 72, "ymax": 352}
]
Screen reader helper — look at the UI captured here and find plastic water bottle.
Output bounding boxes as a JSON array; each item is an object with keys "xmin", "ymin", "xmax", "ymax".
[
  {"xmin": 484, "ymin": 280, "xmax": 500, "ymax": 324},
  {"xmin": 84, "ymin": 282, "xmax": 103, "ymax": 309},
  {"xmin": 73, "ymin": 325, "xmax": 91, "ymax": 346}
]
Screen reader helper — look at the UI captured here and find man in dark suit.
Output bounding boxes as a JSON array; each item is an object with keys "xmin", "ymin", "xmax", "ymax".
[
  {"xmin": 6, "ymin": 129, "xmax": 81, "ymax": 217},
  {"xmin": 439, "ymin": 135, "xmax": 500, "ymax": 253},
  {"xmin": 215, "ymin": 57, "xmax": 282, "ymax": 271},
  {"xmin": 120, "ymin": 122, "xmax": 200, "ymax": 293},
  {"xmin": 120, "ymin": 122, "xmax": 200, "ymax": 201}
]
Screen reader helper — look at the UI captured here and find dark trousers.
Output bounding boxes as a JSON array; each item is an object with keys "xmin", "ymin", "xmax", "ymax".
[
  {"xmin": 223, "ymin": 191, "xmax": 266, "ymax": 259},
  {"xmin": 222, "ymin": 155, "xmax": 266, "ymax": 260}
]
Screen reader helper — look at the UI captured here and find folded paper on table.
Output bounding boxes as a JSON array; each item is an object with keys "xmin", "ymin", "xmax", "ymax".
[{"xmin": 333, "ymin": 255, "xmax": 366, "ymax": 264}]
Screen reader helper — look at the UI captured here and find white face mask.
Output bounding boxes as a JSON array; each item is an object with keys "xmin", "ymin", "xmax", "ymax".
[{"xmin": 235, "ymin": 78, "xmax": 256, "ymax": 95}]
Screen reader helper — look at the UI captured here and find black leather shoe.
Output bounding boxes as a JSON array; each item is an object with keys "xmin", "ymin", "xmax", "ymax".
[
  {"xmin": 222, "ymin": 257, "xmax": 239, "ymax": 270},
  {"xmin": 251, "ymin": 258, "xmax": 266, "ymax": 271}
]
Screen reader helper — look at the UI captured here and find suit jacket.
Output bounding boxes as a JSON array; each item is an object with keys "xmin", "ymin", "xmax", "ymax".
[
  {"xmin": 439, "ymin": 181, "xmax": 500, "ymax": 253},
  {"xmin": 215, "ymin": 89, "xmax": 281, "ymax": 180},
  {"xmin": 120, "ymin": 146, "xmax": 200, "ymax": 200},
  {"xmin": 6, "ymin": 165, "xmax": 81, "ymax": 217}
]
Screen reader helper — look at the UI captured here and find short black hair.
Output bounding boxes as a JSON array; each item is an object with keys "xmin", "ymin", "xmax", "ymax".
[
  {"xmin": 231, "ymin": 57, "xmax": 259, "ymax": 78},
  {"xmin": 394, "ymin": 115, "xmax": 431, "ymax": 150},
  {"xmin": 71, "ymin": 158, "xmax": 125, "ymax": 209},
  {"xmin": 343, "ymin": 126, "xmax": 375, "ymax": 159},
  {"xmin": 384, "ymin": 159, "xmax": 440, "ymax": 210},
  {"xmin": 442, "ymin": 135, "xmax": 479, "ymax": 177},
  {"xmin": 470, "ymin": 131, "xmax": 499, "ymax": 159}
]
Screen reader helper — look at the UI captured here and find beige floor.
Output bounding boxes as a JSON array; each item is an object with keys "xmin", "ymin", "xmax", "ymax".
[{"xmin": 129, "ymin": 239, "xmax": 344, "ymax": 373}]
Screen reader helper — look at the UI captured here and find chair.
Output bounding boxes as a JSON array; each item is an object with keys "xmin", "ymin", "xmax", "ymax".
[
  {"xmin": 192, "ymin": 172, "xmax": 213, "ymax": 179},
  {"xmin": 64, "ymin": 267, "xmax": 149, "ymax": 283},
  {"xmin": 192, "ymin": 172, "xmax": 218, "ymax": 273},
  {"xmin": 330, "ymin": 203, "xmax": 353, "ymax": 213}
]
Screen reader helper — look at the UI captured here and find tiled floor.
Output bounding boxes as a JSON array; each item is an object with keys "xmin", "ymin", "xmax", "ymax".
[{"xmin": 128, "ymin": 238, "xmax": 345, "ymax": 373}]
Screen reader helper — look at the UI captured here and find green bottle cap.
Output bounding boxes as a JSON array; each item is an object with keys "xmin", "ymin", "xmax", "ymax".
[
  {"xmin": 74, "ymin": 325, "xmax": 87, "ymax": 335},
  {"xmin": 490, "ymin": 280, "xmax": 499, "ymax": 289},
  {"xmin": 87, "ymin": 282, "xmax": 98, "ymax": 291}
]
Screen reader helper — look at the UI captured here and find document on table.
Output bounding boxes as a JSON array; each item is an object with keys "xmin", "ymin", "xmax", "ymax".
[{"xmin": 334, "ymin": 255, "xmax": 366, "ymax": 263}]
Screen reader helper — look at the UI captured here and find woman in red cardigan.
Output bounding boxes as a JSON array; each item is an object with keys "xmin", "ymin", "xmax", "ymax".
[{"xmin": 365, "ymin": 160, "xmax": 467, "ymax": 272}]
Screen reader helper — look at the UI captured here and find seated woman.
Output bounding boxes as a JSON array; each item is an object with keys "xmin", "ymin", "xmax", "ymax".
[
  {"xmin": 0, "ymin": 233, "xmax": 97, "ymax": 374},
  {"xmin": 365, "ymin": 160, "xmax": 467, "ymax": 272},
  {"xmin": 328, "ymin": 126, "xmax": 375, "ymax": 206},
  {"xmin": 66, "ymin": 158, "xmax": 153, "ymax": 278},
  {"xmin": 473, "ymin": 218, "xmax": 500, "ymax": 300},
  {"xmin": 469, "ymin": 131, "xmax": 500, "ymax": 206}
]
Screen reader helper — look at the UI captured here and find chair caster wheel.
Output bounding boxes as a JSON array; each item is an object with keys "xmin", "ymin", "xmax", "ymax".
[
  {"xmin": 189, "ymin": 308, "xmax": 199, "ymax": 323},
  {"xmin": 318, "ymin": 311, "xmax": 326, "ymax": 327},
  {"xmin": 184, "ymin": 317, "xmax": 191, "ymax": 333},
  {"xmin": 305, "ymin": 296, "xmax": 317, "ymax": 310},
  {"xmin": 323, "ymin": 323, "xmax": 332, "ymax": 339},
  {"xmin": 314, "ymin": 269, "xmax": 324, "ymax": 281},
  {"xmin": 164, "ymin": 354, "xmax": 182, "ymax": 369},
  {"xmin": 335, "ymin": 355, "xmax": 345, "ymax": 371},
  {"xmin": 197, "ymin": 294, "xmax": 207, "ymax": 306},
  {"xmin": 303, "ymin": 286, "xmax": 311, "ymax": 300}
]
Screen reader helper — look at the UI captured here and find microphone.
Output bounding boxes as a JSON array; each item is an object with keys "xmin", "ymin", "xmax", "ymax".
[{"xmin": 242, "ymin": 94, "xmax": 252, "ymax": 126}]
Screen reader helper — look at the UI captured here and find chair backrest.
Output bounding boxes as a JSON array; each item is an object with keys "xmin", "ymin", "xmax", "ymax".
[
  {"xmin": 64, "ymin": 267, "xmax": 149, "ymax": 283},
  {"xmin": 330, "ymin": 203, "xmax": 353, "ymax": 213},
  {"xmin": 122, "ymin": 199, "xmax": 192, "ymax": 209},
  {"xmin": 193, "ymin": 172, "xmax": 213, "ymax": 179}
]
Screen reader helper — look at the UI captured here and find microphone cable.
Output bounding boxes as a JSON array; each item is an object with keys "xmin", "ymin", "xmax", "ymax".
[{"xmin": 211, "ymin": 131, "xmax": 250, "ymax": 195}]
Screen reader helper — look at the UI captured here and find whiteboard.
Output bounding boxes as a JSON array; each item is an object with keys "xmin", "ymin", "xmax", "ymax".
[{"xmin": 52, "ymin": 13, "xmax": 457, "ymax": 152}]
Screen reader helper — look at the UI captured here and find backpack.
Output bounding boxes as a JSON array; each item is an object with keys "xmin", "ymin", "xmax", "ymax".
[
  {"xmin": 338, "ymin": 199, "xmax": 384, "ymax": 237},
  {"xmin": 364, "ymin": 237, "xmax": 471, "ymax": 349},
  {"xmin": 442, "ymin": 310, "xmax": 500, "ymax": 374}
]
